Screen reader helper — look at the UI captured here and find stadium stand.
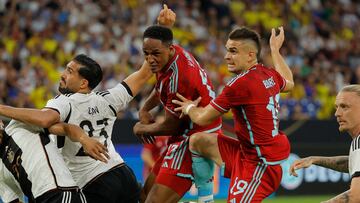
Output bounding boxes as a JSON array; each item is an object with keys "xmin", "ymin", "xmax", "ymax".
[{"xmin": 0, "ymin": 0, "xmax": 359, "ymax": 121}]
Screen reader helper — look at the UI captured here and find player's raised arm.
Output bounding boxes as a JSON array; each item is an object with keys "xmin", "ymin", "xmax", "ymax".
[
  {"xmin": 270, "ymin": 26, "xmax": 294, "ymax": 92},
  {"xmin": 48, "ymin": 123, "xmax": 109, "ymax": 163},
  {"xmin": 172, "ymin": 93, "xmax": 222, "ymax": 126},
  {"xmin": 123, "ymin": 61, "xmax": 153, "ymax": 97}
]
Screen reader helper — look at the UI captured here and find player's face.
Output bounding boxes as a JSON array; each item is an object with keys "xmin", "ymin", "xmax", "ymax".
[
  {"xmin": 224, "ymin": 39, "xmax": 254, "ymax": 74},
  {"xmin": 143, "ymin": 38, "xmax": 172, "ymax": 73},
  {"xmin": 335, "ymin": 91, "xmax": 360, "ymax": 137},
  {"xmin": 59, "ymin": 61, "xmax": 85, "ymax": 94}
]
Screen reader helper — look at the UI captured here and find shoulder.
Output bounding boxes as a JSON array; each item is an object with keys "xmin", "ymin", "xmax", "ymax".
[
  {"xmin": 95, "ymin": 90, "xmax": 111, "ymax": 97},
  {"xmin": 351, "ymin": 136, "xmax": 360, "ymax": 152},
  {"xmin": 226, "ymin": 70, "xmax": 251, "ymax": 88}
]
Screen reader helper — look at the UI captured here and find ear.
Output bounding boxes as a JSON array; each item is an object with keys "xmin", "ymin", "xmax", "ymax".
[
  {"xmin": 247, "ymin": 51, "xmax": 256, "ymax": 63},
  {"xmin": 80, "ymin": 78, "xmax": 89, "ymax": 89}
]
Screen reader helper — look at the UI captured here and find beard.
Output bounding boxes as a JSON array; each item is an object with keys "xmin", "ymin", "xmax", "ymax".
[{"xmin": 58, "ymin": 86, "xmax": 75, "ymax": 94}]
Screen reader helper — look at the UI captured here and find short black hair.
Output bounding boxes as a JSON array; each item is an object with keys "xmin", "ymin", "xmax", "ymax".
[
  {"xmin": 73, "ymin": 54, "xmax": 103, "ymax": 89},
  {"xmin": 228, "ymin": 27, "xmax": 261, "ymax": 59},
  {"xmin": 143, "ymin": 25, "xmax": 173, "ymax": 46}
]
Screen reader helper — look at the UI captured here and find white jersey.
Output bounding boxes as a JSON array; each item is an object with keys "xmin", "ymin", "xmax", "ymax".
[
  {"xmin": 2, "ymin": 120, "xmax": 78, "ymax": 199},
  {"xmin": 0, "ymin": 160, "xmax": 24, "ymax": 203},
  {"xmin": 349, "ymin": 135, "xmax": 360, "ymax": 178},
  {"xmin": 45, "ymin": 82, "xmax": 133, "ymax": 188}
]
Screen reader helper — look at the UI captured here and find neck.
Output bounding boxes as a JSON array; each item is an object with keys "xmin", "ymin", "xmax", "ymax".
[
  {"xmin": 245, "ymin": 61, "xmax": 258, "ymax": 70},
  {"xmin": 78, "ymin": 88, "xmax": 91, "ymax": 94}
]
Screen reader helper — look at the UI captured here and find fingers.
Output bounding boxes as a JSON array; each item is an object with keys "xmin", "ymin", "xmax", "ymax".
[
  {"xmin": 279, "ymin": 26, "xmax": 284, "ymax": 35},
  {"xmin": 271, "ymin": 28, "xmax": 275, "ymax": 37},
  {"xmin": 174, "ymin": 106, "xmax": 183, "ymax": 112},
  {"xmin": 172, "ymin": 99, "xmax": 182, "ymax": 106},
  {"xmin": 86, "ymin": 143, "xmax": 109, "ymax": 163},
  {"xmin": 289, "ymin": 164, "xmax": 298, "ymax": 177},
  {"xmin": 176, "ymin": 92, "xmax": 187, "ymax": 101},
  {"xmin": 194, "ymin": 96, "xmax": 202, "ymax": 105}
]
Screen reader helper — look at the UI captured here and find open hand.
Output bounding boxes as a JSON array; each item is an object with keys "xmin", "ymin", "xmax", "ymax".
[
  {"xmin": 81, "ymin": 137, "xmax": 109, "ymax": 163},
  {"xmin": 289, "ymin": 157, "xmax": 313, "ymax": 177},
  {"xmin": 172, "ymin": 93, "xmax": 201, "ymax": 117},
  {"xmin": 270, "ymin": 26, "xmax": 285, "ymax": 52}
]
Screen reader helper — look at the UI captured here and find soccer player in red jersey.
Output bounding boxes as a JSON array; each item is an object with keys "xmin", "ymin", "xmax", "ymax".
[
  {"xmin": 172, "ymin": 26, "xmax": 294, "ymax": 202},
  {"xmin": 133, "ymin": 7, "xmax": 222, "ymax": 203}
]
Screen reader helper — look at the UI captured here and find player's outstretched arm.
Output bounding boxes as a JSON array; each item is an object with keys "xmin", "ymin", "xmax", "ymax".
[
  {"xmin": 123, "ymin": 61, "xmax": 153, "ymax": 97},
  {"xmin": 269, "ymin": 26, "xmax": 294, "ymax": 92},
  {"xmin": 290, "ymin": 156, "xmax": 349, "ymax": 176},
  {"xmin": 0, "ymin": 105, "xmax": 59, "ymax": 128},
  {"xmin": 48, "ymin": 123, "xmax": 109, "ymax": 163},
  {"xmin": 157, "ymin": 4, "xmax": 176, "ymax": 28},
  {"xmin": 172, "ymin": 93, "xmax": 222, "ymax": 126}
]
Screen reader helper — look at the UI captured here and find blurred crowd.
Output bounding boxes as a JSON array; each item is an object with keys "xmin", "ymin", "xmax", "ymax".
[{"xmin": 0, "ymin": 0, "xmax": 360, "ymax": 120}]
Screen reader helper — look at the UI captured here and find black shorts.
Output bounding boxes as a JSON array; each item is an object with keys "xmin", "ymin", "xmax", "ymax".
[
  {"xmin": 82, "ymin": 163, "xmax": 141, "ymax": 203},
  {"xmin": 35, "ymin": 188, "xmax": 86, "ymax": 203}
]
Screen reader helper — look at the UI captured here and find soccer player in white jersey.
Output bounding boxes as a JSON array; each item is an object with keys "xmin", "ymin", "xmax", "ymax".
[
  {"xmin": 0, "ymin": 54, "xmax": 153, "ymax": 203},
  {"xmin": 0, "ymin": 119, "xmax": 106, "ymax": 203},
  {"xmin": 290, "ymin": 85, "xmax": 360, "ymax": 202}
]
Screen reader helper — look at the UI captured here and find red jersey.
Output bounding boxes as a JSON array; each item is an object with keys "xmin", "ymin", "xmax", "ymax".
[
  {"xmin": 211, "ymin": 64, "xmax": 290, "ymax": 164},
  {"xmin": 143, "ymin": 136, "xmax": 168, "ymax": 163},
  {"xmin": 155, "ymin": 45, "xmax": 222, "ymax": 138}
]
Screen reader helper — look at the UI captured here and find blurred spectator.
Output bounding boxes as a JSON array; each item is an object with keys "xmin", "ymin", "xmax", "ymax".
[{"xmin": 0, "ymin": 0, "xmax": 359, "ymax": 120}]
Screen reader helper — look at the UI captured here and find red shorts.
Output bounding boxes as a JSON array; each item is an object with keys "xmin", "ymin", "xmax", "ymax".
[
  {"xmin": 217, "ymin": 134, "xmax": 283, "ymax": 203},
  {"xmin": 151, "ymin": 136, "xmax": 193, "ymax": 197}
]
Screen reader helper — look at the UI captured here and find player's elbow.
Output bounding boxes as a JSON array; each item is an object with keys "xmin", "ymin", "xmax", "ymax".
[
  {"xmin": 39, "ymin": 116, "xmax": 59, "ymax": 128},
  {"xmin": 282, "ymin": 81, "xmax": 294, "ymax": 93}
]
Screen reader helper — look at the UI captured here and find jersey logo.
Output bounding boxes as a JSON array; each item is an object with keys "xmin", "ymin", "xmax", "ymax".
[
  {"xmin": 263, "ymin": 77, "xmax": 276, "ymax": 89},
  {"xmin": 88, "ymin": 106, "xmax": 100, "ymax": 115}
]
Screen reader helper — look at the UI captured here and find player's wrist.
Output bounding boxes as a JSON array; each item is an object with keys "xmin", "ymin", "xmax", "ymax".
[{"xmin": 184, "ymin": 104, "xmax": 196, "ymax": 115}]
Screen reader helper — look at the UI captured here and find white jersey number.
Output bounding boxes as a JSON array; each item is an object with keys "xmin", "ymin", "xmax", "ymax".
[{"xmin": 75, "ymin": 118, "xmax": 109, "ymax": 156}]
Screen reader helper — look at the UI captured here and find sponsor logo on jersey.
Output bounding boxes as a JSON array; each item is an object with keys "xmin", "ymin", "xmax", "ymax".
[{"xmin": 262, "ymin": 77, "xmax": 276, "ymax": 89}]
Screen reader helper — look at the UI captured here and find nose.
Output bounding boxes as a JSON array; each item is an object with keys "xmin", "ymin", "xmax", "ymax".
[
  {"xmin": 146, "ymin": 55, "xmax": 155, "ymax": 64},
  {"xmin": 334, "ymin": 108, "xmax": 340, "ymax": 117},
  {"xmin": 224, "ymin": 52, "xmax": 230, "ymax": 61}
]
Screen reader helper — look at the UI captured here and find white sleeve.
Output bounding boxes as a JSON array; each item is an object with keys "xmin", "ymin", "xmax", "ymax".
[
  {"xmin": 44, "ymin": 95, "xmax": 71, "ymax": 122},
  {"xmin": 104, "ymin": 82, "xmax": 133, "ymax": 112},
  {"xmin": 351, "ymin": 149, "xmax": 360, "ymax": 178}
]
